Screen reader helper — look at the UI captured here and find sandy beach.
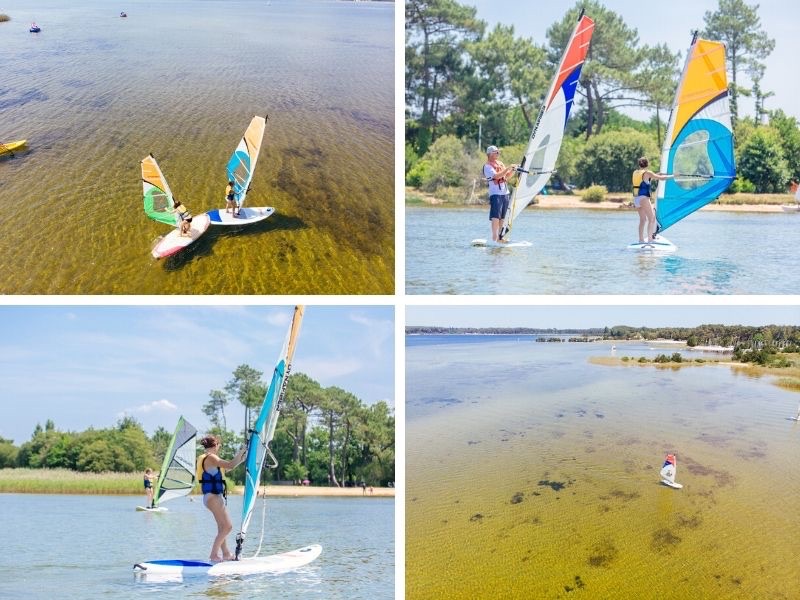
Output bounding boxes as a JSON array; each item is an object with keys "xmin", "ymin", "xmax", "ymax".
[
  {"xmin": 533, "ymin": 195, "xmax": 789, "ymax": 212},
  {"xmin": 232, "ymin": 485, "xmax": 395, "ymax": 498},
  {"xmin": 408, "ymin": 188, "xmax": 794, "ymax": 212}
]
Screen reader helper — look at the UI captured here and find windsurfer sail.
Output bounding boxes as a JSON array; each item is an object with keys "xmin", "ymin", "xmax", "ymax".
[
  {"xmin": 653, "ymin": 34, "xmax": 735, "ymax": 236},
  {"xmin": 659, "ymin": 453, "xmax": 683, "ymax": 489},
  {"xmin": 227, "ymin": 116, "xmax": 267, "ymax": 212},
  {"xmin": 142, "ymin": 154, "xmax": 181, "ymax": 226},
  {"xmin": 235, "ymin": 305, "xmax": 305, "ymax": 560},
  {"xmin": 151, "ymin": 416, "xmax": 198, "ymax": 508},
  {"xmin": 499, "ymin": 10, "xmax": 594, "ymax": 241}
]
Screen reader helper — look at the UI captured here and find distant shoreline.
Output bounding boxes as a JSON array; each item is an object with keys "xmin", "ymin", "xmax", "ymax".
[{"xmin": 407, "ymin": 190, "xmax": 795, "ymax": 213}]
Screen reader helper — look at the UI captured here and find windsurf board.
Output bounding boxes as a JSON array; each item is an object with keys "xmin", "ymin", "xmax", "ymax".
[
  {"xmin": 152, "ymin": 213, "xmax": 211, "ymax": 259},
  {"xmin": 206, "ymin": 207, "xmax": 275, "ymax": 225},
  {"xmin": 133, "ymin": 544, "xmax": 322, "ymax": 577}
]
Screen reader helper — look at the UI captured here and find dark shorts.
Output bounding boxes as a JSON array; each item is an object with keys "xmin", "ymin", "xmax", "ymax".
[{"xmin": 489, "ymin": 194, "xmax": 510, "ymax": 220}]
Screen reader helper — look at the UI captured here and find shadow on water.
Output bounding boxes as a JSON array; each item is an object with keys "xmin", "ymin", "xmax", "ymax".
[{"xmin": 160, "ymin": 214, "xmax": 308, "ymax": 271}]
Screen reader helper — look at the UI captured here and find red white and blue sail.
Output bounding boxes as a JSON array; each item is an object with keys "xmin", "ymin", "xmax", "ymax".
[
  {"xmin": 655, "ymin": 35, "xmax": 735, "ymax": 234},
  {"xmin": 502, "ymin": 11, "xmax": 594, "ymax": 238}
]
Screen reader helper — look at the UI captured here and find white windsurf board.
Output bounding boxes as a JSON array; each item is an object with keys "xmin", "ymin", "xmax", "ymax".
[
  {"xmin": 626, "ymin": 235, "xmax": 676, "ymax": 252},
  {"xmin": 152, "ymin": 213, "xmax": 211, "ymax": 259},
  {"xmin": 206, "ymin": 207, "xmax": 275, "ymax": 226},
  {"xmin": 133, "ymin": 544, "xmax": 322, "ymax": 578},
  {"xmin": 135, "ymin": 506, "xmax": 168, "ymax": 512},
  {"xmin": 471, "ymin": 238, "xmax": 532, "ymax": 248}
]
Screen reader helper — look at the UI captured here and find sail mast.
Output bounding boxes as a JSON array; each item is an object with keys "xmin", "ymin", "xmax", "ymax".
[{"xmin": 235, "ymin": 305, "xmax": 305, "ymax": 560}]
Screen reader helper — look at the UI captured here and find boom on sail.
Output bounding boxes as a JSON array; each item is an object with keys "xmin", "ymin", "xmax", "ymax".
[
  {"xmin": 500, "ymin": 10, "xmax": 595, "ymax": 240},
  {"xmin": 235, "ymin": 305, "xmax": 305, "ymax": 560},
  {"xmin": 654, "ymin": 33, "xmax": 735, "ymax": 235}
]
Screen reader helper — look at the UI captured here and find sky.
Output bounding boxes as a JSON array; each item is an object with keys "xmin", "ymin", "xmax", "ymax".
[
  {"xmin": 465, "ymin": 0, "xmax": 799, "ymax": 121},
  {"xmin": 0, "ymin": 305, "xmax": 394, "ymax": 445},
  {"xmin": 407, "ymin": 304, "xmax": 800, "ymax": 329}
]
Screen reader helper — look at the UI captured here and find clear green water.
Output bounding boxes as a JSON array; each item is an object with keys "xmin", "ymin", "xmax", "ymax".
[
  {"xmin": 406, "ymin": 337, "xmax": 800, "ymax": 599},
  {"xmin": 0, "ymin": 0, "xmax": 393, "ymax": 294}
]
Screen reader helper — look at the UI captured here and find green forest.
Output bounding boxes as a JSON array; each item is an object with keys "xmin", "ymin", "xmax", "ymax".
[
  {"xmin": 406, "ymin": 0, "xmax": 799, "ymax": 202},
  {"xmin": 407, "ymin": 324, "xmax": 800, "ymax": 349},
  {"xmin": 0, "ymin": 369, "xmax": 395, "ymax": 488}
]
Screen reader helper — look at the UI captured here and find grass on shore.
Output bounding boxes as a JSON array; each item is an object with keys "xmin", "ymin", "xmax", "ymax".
[
  {"xmin": 0, "ymin": 468, "xmax": 148, "ymax": 494},
  {"xmin": 591, "ymin": 355, "xmax": 800, "ymax": 394}
]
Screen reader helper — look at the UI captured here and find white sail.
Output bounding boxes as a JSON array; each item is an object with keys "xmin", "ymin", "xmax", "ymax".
[
  {"xmin": 659, "ymin": 453, "xmax": 682, "ymax": 488},
  {"xmin": 152, "ymin": 416, "xmax": 198, "ymax": 507},
  {"xmin": 500, "ymin": 11, "xmax": 594, "ymax": 239}
]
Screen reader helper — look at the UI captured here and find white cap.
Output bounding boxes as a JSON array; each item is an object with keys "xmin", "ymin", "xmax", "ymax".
[{"xmin": 486, "ymin": 145, "xmax": 500, "ymax": 155}]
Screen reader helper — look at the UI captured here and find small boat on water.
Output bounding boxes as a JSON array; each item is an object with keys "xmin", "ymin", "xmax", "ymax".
[
  {"xmin": 29, "ymin": 22, "xmax": 41, "ymax": 32},
  {"xmin": 120, "ymin": 12, "xmax": 127, "ymax": 18},
  {"xmin": 0, "ymin": 140, "xmax": 27, "ymax": 156}
]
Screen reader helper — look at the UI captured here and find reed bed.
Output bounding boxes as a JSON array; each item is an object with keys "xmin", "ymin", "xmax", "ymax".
[
  {"xmin": 0, "ymin": 15, "xmax": 11, "ymax": 22},
  {"xmin": 0, "ymin": 468, "xmax": 155, "ymax": 494}
]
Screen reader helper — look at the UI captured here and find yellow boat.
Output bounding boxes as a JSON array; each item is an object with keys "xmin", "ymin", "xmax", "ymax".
[{"xmin": 0, "ymin": 140, "xmax": 27, "ymax": 155}]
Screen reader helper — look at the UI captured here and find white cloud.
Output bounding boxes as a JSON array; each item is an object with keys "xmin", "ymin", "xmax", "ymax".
[
  {"xmin": 304, "ymin": 358, "xmax": 363, "ymax": 383},
  {"xmin": 119, "ymin": 399, "xmax": 177, "ymax": 417}
]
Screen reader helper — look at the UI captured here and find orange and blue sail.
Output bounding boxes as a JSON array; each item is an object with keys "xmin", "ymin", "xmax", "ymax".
[
  {"xmin": 226, "ymin": 116, "xmax": 266, "ymax": 208},
  {"xmin": 655, "ymin": 35, "xmax": 735, "ymax": 234}
]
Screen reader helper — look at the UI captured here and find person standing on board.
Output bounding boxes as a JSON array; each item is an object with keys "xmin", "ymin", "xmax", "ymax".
[
  {"xmin": 225, "ymin": 180, "xmax": 236, "ymax": 214},
  {"xmin": 483, "ymin": 146, "xmax": 517, "ymax": 243},
  {"xmin": 632, "ymin": 157, "xmax": 672, "ymax": 243},
  {"xmin": 198, "ymin": 435, "xmax": 246, "ymax": 562},
  {"xmin": 143, "ymin": 468, "xmax": 156, "ymax": 507}
]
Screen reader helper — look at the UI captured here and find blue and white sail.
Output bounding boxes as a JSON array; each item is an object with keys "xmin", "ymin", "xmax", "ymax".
[
  {"xmin": 655, "ymin": 35, "xmax": 736, "ymax": 235},
  {"xmin": 235, "ymin": 305, "xmax": 304, "ymax": 560},
  {"xmin": 226, "ymin": 116, "xmax": 266, "ymax": 209}
]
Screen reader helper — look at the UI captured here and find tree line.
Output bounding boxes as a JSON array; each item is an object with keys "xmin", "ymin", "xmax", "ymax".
[
  {"xmin": 0, "ymin": 371, "xmax": 395, "ymax": 488},
  {"xmin": 407, "ymin": 324, "xmax": 800, "ymax": 349},
  {"xmin": 406, "ymin": 0, "xmax": 798, "ymax": 199}
]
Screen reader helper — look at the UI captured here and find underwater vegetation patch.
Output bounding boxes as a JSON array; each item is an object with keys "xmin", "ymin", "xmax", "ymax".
[
  {"xmin": 587, "ymin": 539, "xmax": 618, "ymax": 567},
  {"xmin": 651, "ymin": 528, "xmax": 682, "ymax": 553},
  {"xmin": 609, "ymin": 489, "xmax": 640, "ymax": 502},
  {"xmin": 469, "ymin": 513, "xmax": 484, "ymax": 522},
  {"xmin": 538, "ymin": 479, "xmax": 573, "ymax": 492},
  {"xmin": 416, "ymin": 396, "xmax": 462, "ymax": 407},
  {"xmin": 675, "ymin": 512, "xmax": 703, "ymax": 529},
  {"xmin": 564, "ymin": 575, "xmax": 586, "ymax": 592},
  {"xmin": 510, "ymin": 492, "xmax": 524, "ymax": 505},
  {"xmin": 682, "ymin": 456, "xmax": 734, "ymax": 486}
]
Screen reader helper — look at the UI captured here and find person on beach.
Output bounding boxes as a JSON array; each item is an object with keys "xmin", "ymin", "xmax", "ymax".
[
  {"xmin": 483, "ymin": 146, "xmax": 518, "ymax": 243},
  {"xmin": 225, "ymin": 180, "xmax": 236, "ymax": 214},
  {"xmin": 172, "ymin": 199, "xmax": 193, "ymax": 236},
  {"xmin": 632, "ymin": 157, "xmax": 672, "ymax": 243},
  {"xmin": 143, "ymin": 468, "xmax": 156, "ymax": 507},
  {"xmin": 198, "ymin": 435, "xmax": 246, "ymax": 562}
]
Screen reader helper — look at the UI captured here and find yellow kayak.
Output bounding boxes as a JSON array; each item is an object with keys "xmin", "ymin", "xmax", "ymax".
[{"xmin": 0, "ymin": 140, "xmax": 27, "ymax": 155}]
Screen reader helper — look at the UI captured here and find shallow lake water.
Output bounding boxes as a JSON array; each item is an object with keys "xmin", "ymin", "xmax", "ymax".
[
  {"xmin": 406, "ymin": 336, "xmax": 800, "ymax": 599},
  {"xmin": 0, "ymin": 0, "xmax": 393, "ymax": 294},
  {"xmin": 406, "ymin": 207, "xmax": 800, "ymax": 294},
  {"xmin": 0, "ymin": 493, "xmax": 394, "ymax": 599}
]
